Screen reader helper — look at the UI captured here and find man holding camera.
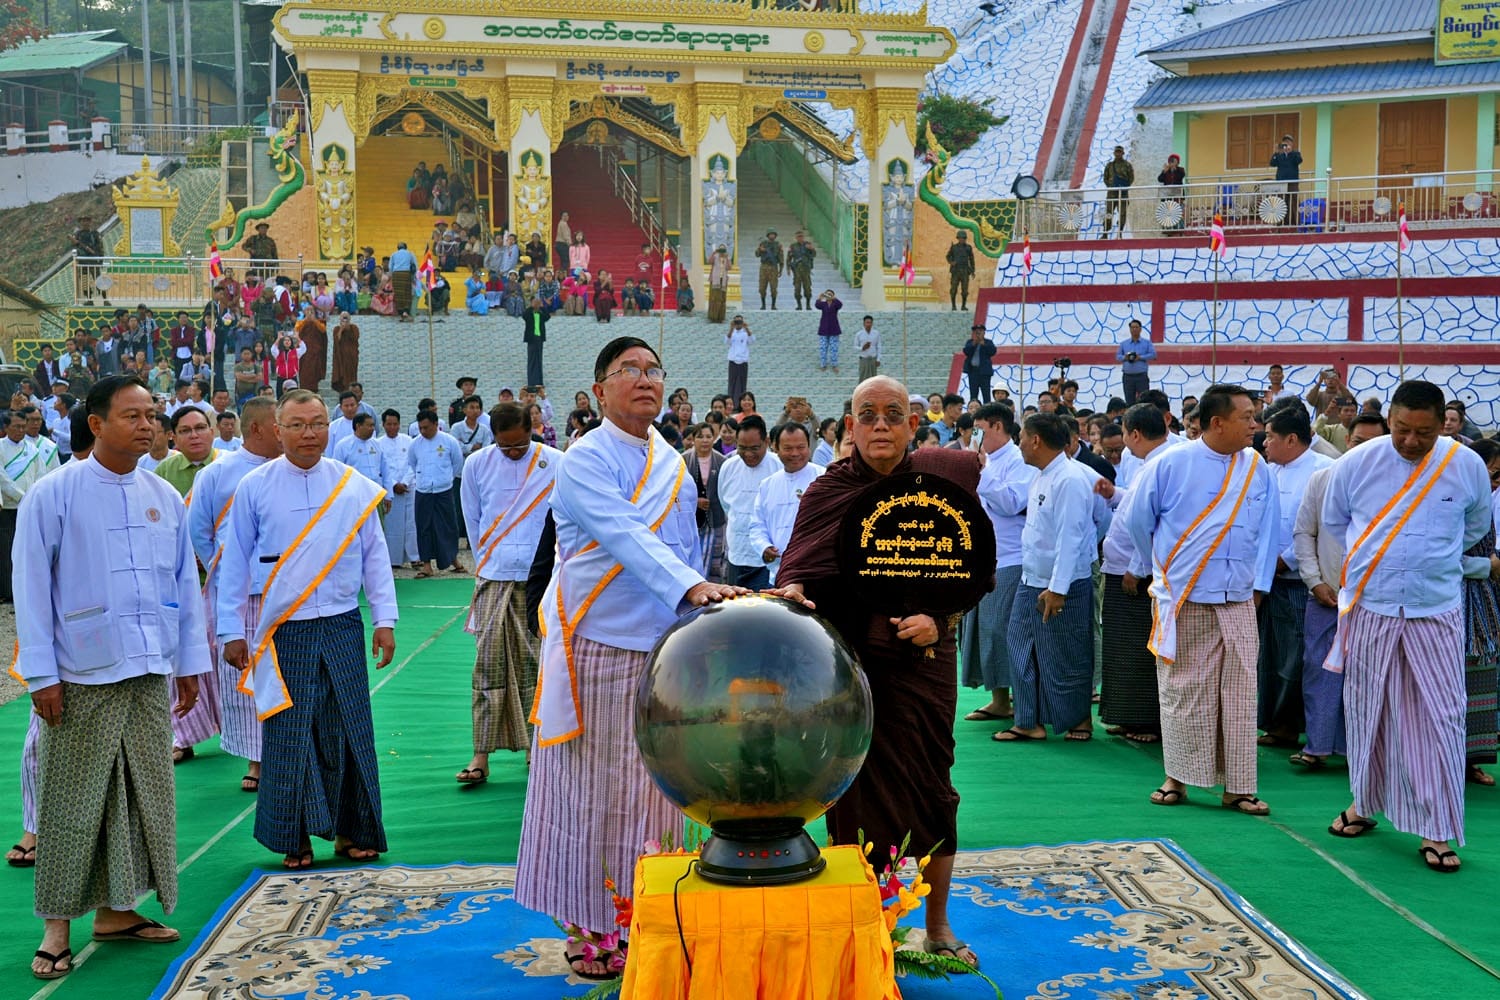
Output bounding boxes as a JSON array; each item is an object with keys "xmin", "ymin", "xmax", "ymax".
[
  {"xmin": 1270, "ymin": 134, "xmax": 1302, "ymax": 227},
  {"xmin": 726, "ymin": 315, "xmax": 753, "ymax": 403},
  {"xmin": 1116, "ymin": 319, "xmax": 1155, "ymax": 404}
]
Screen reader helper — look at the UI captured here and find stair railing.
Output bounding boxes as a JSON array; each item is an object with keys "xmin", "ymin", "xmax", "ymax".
[{"xmin": 599, "ymin": 145, "xmax": 667, "ymax": 252}]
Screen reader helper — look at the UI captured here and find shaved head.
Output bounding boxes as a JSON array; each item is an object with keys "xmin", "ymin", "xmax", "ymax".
[{"xmin": 848, "ymin": 375, "xmax": 918, "ymax": 474}]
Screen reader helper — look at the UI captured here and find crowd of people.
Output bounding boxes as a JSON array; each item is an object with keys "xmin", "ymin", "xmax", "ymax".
[{"xmin": 6, "ymin": 257, "xmax": 1493, "ymax": 988}]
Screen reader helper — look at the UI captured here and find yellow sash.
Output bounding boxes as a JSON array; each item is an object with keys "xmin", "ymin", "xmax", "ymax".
[
  {"xmin": 1148, "ymin": 451, "xmax": 1260, "ymax": 665},
  {"xmin": 531, "ymin": 435, "xmax": 686, "ymax": 746},
  {"xmin": 466, "ymin": 447, "xmax": 553, "ymax": 632},
  {"xmin": 237, "ymin": 466, "xmax": 386, "ymax": 719},
  {"xmin": 1325, "ymin": 439, "xmax": 1458, "ymax": 673}
]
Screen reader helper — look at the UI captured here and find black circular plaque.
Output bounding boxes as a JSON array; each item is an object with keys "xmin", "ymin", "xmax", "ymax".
[{"xmin": 836, "ymin": 470, "xmax": 996, "ymax": 616}]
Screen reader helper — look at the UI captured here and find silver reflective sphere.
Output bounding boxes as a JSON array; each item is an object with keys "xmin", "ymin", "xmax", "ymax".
[{"xmin": 635, "ymin": 596, "xmax": 873, "ymax": 832}]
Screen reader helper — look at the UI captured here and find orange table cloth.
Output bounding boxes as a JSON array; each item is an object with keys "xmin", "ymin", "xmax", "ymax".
[{"xmin": 620, "ymin": 845, "xmax": 900, "ymax": 1000}]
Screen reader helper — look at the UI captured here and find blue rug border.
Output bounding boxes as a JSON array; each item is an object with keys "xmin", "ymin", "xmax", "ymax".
[
  {"xmin": 1107, "ymin": 837, "xmax": 1365, "ymax": 1000},
  {"xmin": 149, "ymin": 845, "xmax": 1366, "ymax": 1000},
  {"xmin": 146, "ymin": 861, "xmax": 506, "ymax": 1000}
]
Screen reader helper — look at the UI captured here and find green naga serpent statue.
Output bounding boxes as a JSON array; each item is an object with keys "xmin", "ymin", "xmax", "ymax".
[
  {"xmin": 918, "ymin": 122, "xmax": 1010, "ymax": 258},
  {"xmin": 206, "ymin": 110, "xmax": 307, "ymax": 247}
]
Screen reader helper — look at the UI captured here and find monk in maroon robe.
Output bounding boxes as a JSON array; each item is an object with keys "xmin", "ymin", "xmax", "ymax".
[
  {"xmin": 294, "ymin": 317, "xmax": 327, "ymax": 394},
  {"xmin": 329, "ymin": 315, "xmax": 360, "ymax": 392},
  {"xmin": 773, "ymin": 375, "xmax": 988, "ymax": 970}
]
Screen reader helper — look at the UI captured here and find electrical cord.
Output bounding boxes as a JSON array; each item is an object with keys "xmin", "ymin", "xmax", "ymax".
[{"xmin": 673, "ymin": 860, "xmax": 697, "ymax": 977}]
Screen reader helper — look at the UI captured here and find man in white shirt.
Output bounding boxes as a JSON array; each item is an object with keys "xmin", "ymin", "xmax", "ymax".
[
  {"xmin": 213, "ymin": 411, "xmax": 242, "ymax": 452},
  {"xmin": 996, "ymin": 413, "xmax": 1099, "ymax": 742},
  {"xmin": 1097, "ymin": 403, "xmax": 1173, "ymax": 744},
  {"xmin": 21, "ymin": 407, "xmax": 59, "ymax": 475},
  {"xmin": 186, "ymin": 396, "xmax": 282, "ymax": 793},
  {"xmin": 450, "ymin": 395, "xmax": 494, "ymax": 547},
  {"xmin": 961, "ymin": 402, "xmax": 1035, "ymax": 724},
  {"xmin": 137, "ymin": 414, "xmax": 175, "ymax": 474},
  {"xmin": 1257, "ymin": 404, "xmax": 1333, "ymax": 748},
  {"xmin": 17, "ymin": 376, "xmax": 210, "ymax": 976},
  {"xmin": 219, "ymin": 389, "xmax": 397, "ymax": 870},
  {"xmin": 516, "ymin": 337, "xmax": 743, "ymax": 979},
  {"xmin": 333, "ymin": 412, "xmax": 388, "ymax": 488},
  {"xmin": 1291, "ymin": 414, "xmax": 1385, "ymax": 769},
  {"xmin": 716, "ymin": 413, "xmax": 783, "ymax": 590},
  {"xmin": 725, "ymin": 315, "xmax": 753, "ymax": 404},
  {"xmin": 407, "ymin": 411, "xmax": 465, "ymax": 577},
  {"xmin": 456, "ymin": 402, "xmax": 560, "ymax": 785},
  {"xmin": 1321, "ymin": 380, "xmax": 1491, "ymax": 872},
  {"xmin": 856, "ymin": 315, "xmax": 882, "ymax": 383},
  {"xmin": 325, "ymin": 391, "xmax": 361, "ymax": 455},
  {"xmin": 377, "ymin": 410, "xmax": 420, "ymax": 568},
  {"xmin": 747, "ymin": 422, "xmax": 823, "ymax": 586},
  {"xmin": 1264, "ymin": 364, "xmax": 1299, "ymax": 405},
  {"xmin": 0, "ymin": 410, "xmax": 45, "ymax": 604},
  {"xmin": 1125, "ymin": 384, "xmax": 1279, "ymax": 815}
]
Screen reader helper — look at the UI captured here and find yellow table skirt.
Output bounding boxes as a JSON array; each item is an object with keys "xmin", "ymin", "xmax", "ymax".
[{"xmin": 620, "ymin": 845, "xmax": 900, "ymax": 1000}]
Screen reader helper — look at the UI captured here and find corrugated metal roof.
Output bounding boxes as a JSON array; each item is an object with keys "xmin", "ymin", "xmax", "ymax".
[
  {"xmin": 1145, "ymin": 0, "xmax": 1434, "ymax": 57},
  {"xmin": 1136, "ymin": 58, "xmax": 1500, "ymax": 110},
  {"xmin": 0, "ymin": 30, "xmax": 126, "ymax": 79}
]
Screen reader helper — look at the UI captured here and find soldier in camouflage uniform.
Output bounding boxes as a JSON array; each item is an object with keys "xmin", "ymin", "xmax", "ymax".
[
  {"xmin": 786, "ymin": 231, "xmax": 817, "ymax": 310},
  {"xmin": 945, "ymin": 230, "xmax": 976, "ymax": 312},
  {"xmin": 71, "ymin": 215, "xmax": 106, "ymax": 304},
  {"xmin": 241, "ymin": 223, "xmax": 279, "ymax": 280},
  {"xmin": 755, "ymin": 230, "xmax": 784, "ymax": 310}
]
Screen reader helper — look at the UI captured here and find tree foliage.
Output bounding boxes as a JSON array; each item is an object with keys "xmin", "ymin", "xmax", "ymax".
[
  {"xmin": 915, "ymin": 93, "xmax": 1007, "ymax": 158},
  {"xmin": 0, "ymin": 0, "xmax": 46, "ymax": 54}
]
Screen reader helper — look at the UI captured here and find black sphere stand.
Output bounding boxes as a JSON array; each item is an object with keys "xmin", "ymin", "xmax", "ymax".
[{"xmin": 696, "ymin": 818, "xmax": 826, "ymax": 886}]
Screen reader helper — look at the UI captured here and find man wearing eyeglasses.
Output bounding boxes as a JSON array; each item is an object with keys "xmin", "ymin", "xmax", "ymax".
[
  {"xmin": 770, "ymin": 374, "xmax": 988, "ymax": 971},
  {"xmin": 219, "ymin": 389, "xmax": 397, "ymax": 871},
  {"xmin": 455, "ymin": 402, "xmax": 561, "ymax": 787},
  {"xmin": 517, "ymin": 337, "xmax": 746, "ymax": 980}
]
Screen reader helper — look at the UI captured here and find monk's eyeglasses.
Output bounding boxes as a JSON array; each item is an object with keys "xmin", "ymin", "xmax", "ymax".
[{"xmin": 854, "ymin": 409, "xmax": 907, "ymax": 426}]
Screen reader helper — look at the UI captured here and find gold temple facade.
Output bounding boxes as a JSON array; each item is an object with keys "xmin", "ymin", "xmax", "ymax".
[{"xmin": 276, "ymin": 0, "xmax": 955, "ymax": 307}]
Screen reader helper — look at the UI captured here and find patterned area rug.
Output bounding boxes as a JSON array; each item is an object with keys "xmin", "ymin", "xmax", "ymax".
[{"xmin": 150, "ymin": 840, "xmax": 1361, "ymax": 999}]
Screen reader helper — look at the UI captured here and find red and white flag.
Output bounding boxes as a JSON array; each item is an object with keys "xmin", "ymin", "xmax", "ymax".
[
  {"xmin": 1397, "ymin": 200, "xmax": 1411, "ymax": 251},
  {"xmin": 661, "ymin": 245, "xmax": 674, "ymax": 289},
  {"xmin": 418, "ymin": 249, "xmax": 437, "ymax": 289},
  {"xmin": 898, "ymin": 245, "xmax": 915, "ymax": 285},
  {"xmin": 1021, "ymin": 233, "xmax": 1033, "ymax": 274},
  {"xmin": 209, "ymin": 242, "xmax": 223, "ymax": 281},
  {"xmin": 1209, "ymin": 213, "xmax": 1227, "ymax": 258}
]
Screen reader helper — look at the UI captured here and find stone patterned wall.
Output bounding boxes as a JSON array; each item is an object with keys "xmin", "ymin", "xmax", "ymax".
[{"xmin": 975, "ymin": 235, "xmax": 1500, "ymax": 426}]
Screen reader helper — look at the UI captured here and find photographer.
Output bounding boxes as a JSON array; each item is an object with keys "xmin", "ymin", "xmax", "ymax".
[
  {"xmin": 961, "ymin": 324, "xmax": 997, "ymax": 403},
  {"xmin": 1115, "ymin": 319, "xmax": 1155, "ymax": 403},
  {"xmin": 271, "ymin": 329, "xmax": 306, "ymax": 397},
  {"xmin": 725, "ymin": 314, "xmax": 754, "ymax": 402},
  {"xmin": 1270, "ymin": 134, "xmax": 1302, "ymax": 227}
]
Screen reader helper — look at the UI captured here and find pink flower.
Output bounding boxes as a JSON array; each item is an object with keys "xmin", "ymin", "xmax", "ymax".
[
  {"xmin": 879, "ymin": 874, "xmax": 905, "ymax": 902},
  {"xmin": 643, "ymin": 838, "xmax": 662, "ymax": 855},
  {"xmin": 607, "ymin": 951, "xmax": 628, "ymax": 973}
]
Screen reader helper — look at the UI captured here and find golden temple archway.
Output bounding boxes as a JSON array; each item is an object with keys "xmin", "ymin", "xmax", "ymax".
[{"xmin": 278, "ymin": 0, "xmax": 954, "ymax": 307}]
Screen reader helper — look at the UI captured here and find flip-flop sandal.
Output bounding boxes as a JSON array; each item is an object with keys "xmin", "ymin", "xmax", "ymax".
[
  {"xmin": 414, "ymin": 570, "xmax": 435, "ymax": 579},
  {"xmin": 92, "ymin": 918, "xmax": 180, "ymax": 943},
  {"xmin": 172, "ymin": 746, "xmax": 194, "ymax": 765},
  {"xmin": 565, "ymin": 948, "xmax": 622, "ymax": 982},
  {"xmin": 455, "ymin": 768, "xmax": 489, "ymax": 784},
  {"xmin": 7, "ymin": 843, "xmax": 36, "ymax": 868},
  {"xmin": 1222, "ymin": 795, "xmax": 1270, "ymax": 815},
  {"xmin": 241, "ymin": 775, "xmax": 260, "ymax": 793},
  {"xmin": 1105, "ymin": 725, "xmax": 1128, "ymax": 736},
  {"xmin": 992, "ymin": 728, "xmax": 1044, "ymax": 742},
  {"xmin": 1419, "ymin": 845, "xmax": 1461, "ymax": 873},
  {"xmin": 1328, "ymin": 809, "xmax": 1378, "ymax": 838},
  {"xmin": 1256, "ymin": 734, "xmax": 1297, "ymax": 748},
  {"xmin": 1065, "ymin": 729, "xmax": 1093, "ymax": 742},
  {"xmin": 1150, "ymin": 786, "xmax": 1187, "ymax": 806},
  {"xmin": 31, "ymin": 947, "xmax": 71, "ymax": 980},
  {"xmin": 1289, "ymin": 751, "xmax": 1327, "ymax": 769},
  {"xmin": 1467, "ymin": 765, "xmax": 1495, "ymax": 786},
  {"xmin": 923, "ymin": 937, "xmax": 980, "ymax": 970},
  {"xmin": 963, "ymin": 707, "xmax": 1012, "ymax": 721},
  {"xmin": 1123, "ymin": 731, "xmax": 1160, "ymax": 744},
  {"xmin": 334, "ymin": 844, "xmax": 381, "ymax": 861}
]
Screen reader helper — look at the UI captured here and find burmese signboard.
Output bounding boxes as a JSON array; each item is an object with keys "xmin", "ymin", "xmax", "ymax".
[
  {"xmin": 275, "ymin": 7, "xmax": 955, "ymax": 65},
  {"xmin": 1436, "ymin": 0, "xmax": 1500, "ymax": 64}
]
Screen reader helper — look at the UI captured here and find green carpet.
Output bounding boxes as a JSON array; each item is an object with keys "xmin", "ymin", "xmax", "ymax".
[{"xmin": 0, "ymin": 578, "xmax": 1496, "ymax": 998}]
